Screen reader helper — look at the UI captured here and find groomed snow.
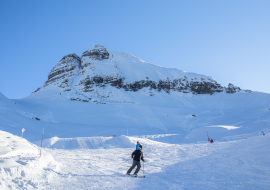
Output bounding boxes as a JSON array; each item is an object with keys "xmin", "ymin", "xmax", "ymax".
[{"xmin": 1, "ymin": 130, "xmax": 269, "ymax": 189}]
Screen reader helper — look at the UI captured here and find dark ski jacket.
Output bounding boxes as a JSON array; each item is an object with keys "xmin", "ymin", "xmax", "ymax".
[{"xmin": 132, "ymin": 149, "xmax": 144, "ymax": 162}]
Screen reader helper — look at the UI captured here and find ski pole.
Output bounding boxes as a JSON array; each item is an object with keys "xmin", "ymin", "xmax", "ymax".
[{"xmin": 143, "ymin": 161, "xmax": 144, "ymax": 176}]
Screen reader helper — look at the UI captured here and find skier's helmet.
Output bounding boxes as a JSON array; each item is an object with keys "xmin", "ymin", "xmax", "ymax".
[{"xmin": 139, "ymin": 145, "xmax": 143, "ymax": 149}]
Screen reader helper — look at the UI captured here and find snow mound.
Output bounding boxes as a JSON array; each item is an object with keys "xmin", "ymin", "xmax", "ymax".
[
  {"xmin": 0, "ymin": 130, "xmax": 39, "ymax": 165},
  {"xmin": 37, "ymin": 135, "xmax": 135, "ymax": 150},
  {"xmin": 0, "ymin": 130, "xmax": 57, "ymax": 189},
  {"xmin": 184, "ymin": 126, "xmax": 241, "ymax": 143}
]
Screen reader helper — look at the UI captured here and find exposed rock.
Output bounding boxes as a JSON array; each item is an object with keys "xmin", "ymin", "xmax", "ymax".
[
  {"xmin": 44, "ymin": 53, "xmax": 81, "ymax": 88},
  {"xmin": 92, "ymin": 100, "xmax": 106, "ymax": 104},
  {"xmin": 33, "ymin": 87, "xmax": 41, "ymax": 93},
  {"xmin": 70, "ymin": 98, "xmax": 89, "ymax": 102},
  {"xmin": 77, "ymin": 75, "xmax": 225, "ymax": 94},
  {"xmin": 82, "ymin": 44, "xmax": 109, "ymax": 61},
  {"xmin": 226, "ymin": 83, "xmax": 241, "ymax": 93},
  {"xmin": 33, "ymin": 117, "xmax": 41, "ymax": 121},
  {"xmin": 33, "ymin": 54, "xmax": 81, "ymax": 93}
]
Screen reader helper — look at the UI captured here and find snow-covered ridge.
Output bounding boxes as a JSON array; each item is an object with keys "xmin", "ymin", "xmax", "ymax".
[
  {"xmin": 34, "ymin": 135, "xmax": 135, "ymax": 150},
  {"xmin": 33, "ymin": 44, "xmax": 250, "ymax": 103}
]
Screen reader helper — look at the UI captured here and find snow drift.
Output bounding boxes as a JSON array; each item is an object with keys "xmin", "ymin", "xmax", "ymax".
[
  {"xmin": 35, "ymin": 135, "xmax": 135, "ymax": 149},
  {"xmin": 0, "ymin": 130, "xmax": 57, "ymax": 189}
]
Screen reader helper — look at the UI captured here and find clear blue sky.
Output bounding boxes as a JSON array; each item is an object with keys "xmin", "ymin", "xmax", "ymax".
[{"xmin": 1, "ymin": 0, "xmax": 270, "ymax": 99}]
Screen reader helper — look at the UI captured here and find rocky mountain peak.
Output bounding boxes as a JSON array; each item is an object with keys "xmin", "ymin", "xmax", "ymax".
[
  {"xmin": 81, "ymin": 44, "xmax": 109, "ymax": 60},
  {"xmin": 33, "ymin": 45, "xmax": 251, "ymax": 102},
  {"xmin": 44, "ymin": 53, "xmax": 81, "ymax": 88}
]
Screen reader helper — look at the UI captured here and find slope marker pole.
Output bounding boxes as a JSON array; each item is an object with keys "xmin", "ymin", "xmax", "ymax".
[
  {"xmin": 206, "ymin": 130, "xmax": 210, "ymax": 143},
  {"xmin": 21, "ymin": 128, "xmax": 25, "ymax": 138},
  {"xmin": 40, "ymin": 128, "xmax": 44, "ymax": 158}
]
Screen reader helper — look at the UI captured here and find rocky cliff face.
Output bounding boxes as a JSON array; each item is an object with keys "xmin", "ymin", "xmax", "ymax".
[
  {"xmin": 82, "ymin": 44, "xmax": 109, "ymax": 61},
  {"xmin": 41, "ymin": 53, "xmax": 81, "ymax": 90},
  {"xmin": 33, "ymin": 44, "xmax": 251, "ymax": 102},
  {"xmin": 77, "ymin": 75, "xmax": 225, "ymax": 95}
]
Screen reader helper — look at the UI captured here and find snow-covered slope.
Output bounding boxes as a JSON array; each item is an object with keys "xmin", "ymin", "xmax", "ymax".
[
  {"xmin": 0, "ymin": 130, "xmax": 57, "ymax": 189},
  {"xmin": 1, "ymin": 129, "xmax": 269, "ymax": 189},
  {"xmin": 2, "ymin": 89, "xmax": 267, "ymax": 143},
  {"xmin": 34, "ymin": 132, "xmax": 270, "ymax": 189}
]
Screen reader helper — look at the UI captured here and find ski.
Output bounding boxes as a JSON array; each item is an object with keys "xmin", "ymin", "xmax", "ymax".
[
  {"xmin": 125, "ymin": 174, "xmax": 146, "ymax": 178},
  {"xmin": 131, "ymin": 175, "xmax": 145, "ymax": 178}
]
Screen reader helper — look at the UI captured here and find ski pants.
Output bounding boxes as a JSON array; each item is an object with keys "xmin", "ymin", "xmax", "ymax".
[{"xmin": 127, "ymin": 160, "xmax": 141, "ymax": 174}]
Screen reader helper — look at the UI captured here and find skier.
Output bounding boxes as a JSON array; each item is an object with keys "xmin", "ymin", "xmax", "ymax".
[
  {"xmin": 206, "ymin": 130, "xmax": 213, "ymax": 143},
  {"xmin": 126, "ymin": 145, "xmax": 144, "ymax": 176},
  {"xmin": 136, "ymin": 141, "xmax": 141, "ymax": 150}
]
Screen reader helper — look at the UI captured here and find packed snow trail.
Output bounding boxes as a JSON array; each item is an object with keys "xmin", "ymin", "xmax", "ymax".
[
  {"xmin": 1, "ymin": 130, "xmax": 269, "ymax": 189},
  {"xmin": 40, "ymin": 134, "xmax": 270, "ymax": 190}
]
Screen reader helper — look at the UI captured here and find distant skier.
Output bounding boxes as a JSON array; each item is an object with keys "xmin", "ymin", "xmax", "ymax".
[
  {"xmin": 261, "ymin": 131, "xmax": 265, "ymax": 136},
  {"xmin": 206, "ymin": 130, "xmax": 213, "ymax": 143},
  {"xmin": 136, "ymin": 141, "xmax": 141, "ymax": 150},
  {"xmin": 126, "ymin": 145, "xmax": 144, "ymax": 176}
]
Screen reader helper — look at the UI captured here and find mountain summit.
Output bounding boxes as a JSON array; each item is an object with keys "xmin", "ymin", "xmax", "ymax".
[
  {"xmin": 33, "ymin": 44, "xmax": 250, "ymax": 103},
  {"xmin": 1, "ymin": 45, "xmax": 269, "ymax": 143}
]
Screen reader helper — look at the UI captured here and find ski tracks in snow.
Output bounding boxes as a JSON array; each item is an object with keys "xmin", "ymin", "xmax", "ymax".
[
  {"xmin": 15, "ymin": 134, "xmax": 269, "ymax": 190},
  {"xmin": 42, "ymin": 137, "xmax": 221, "ymax": 189}
]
